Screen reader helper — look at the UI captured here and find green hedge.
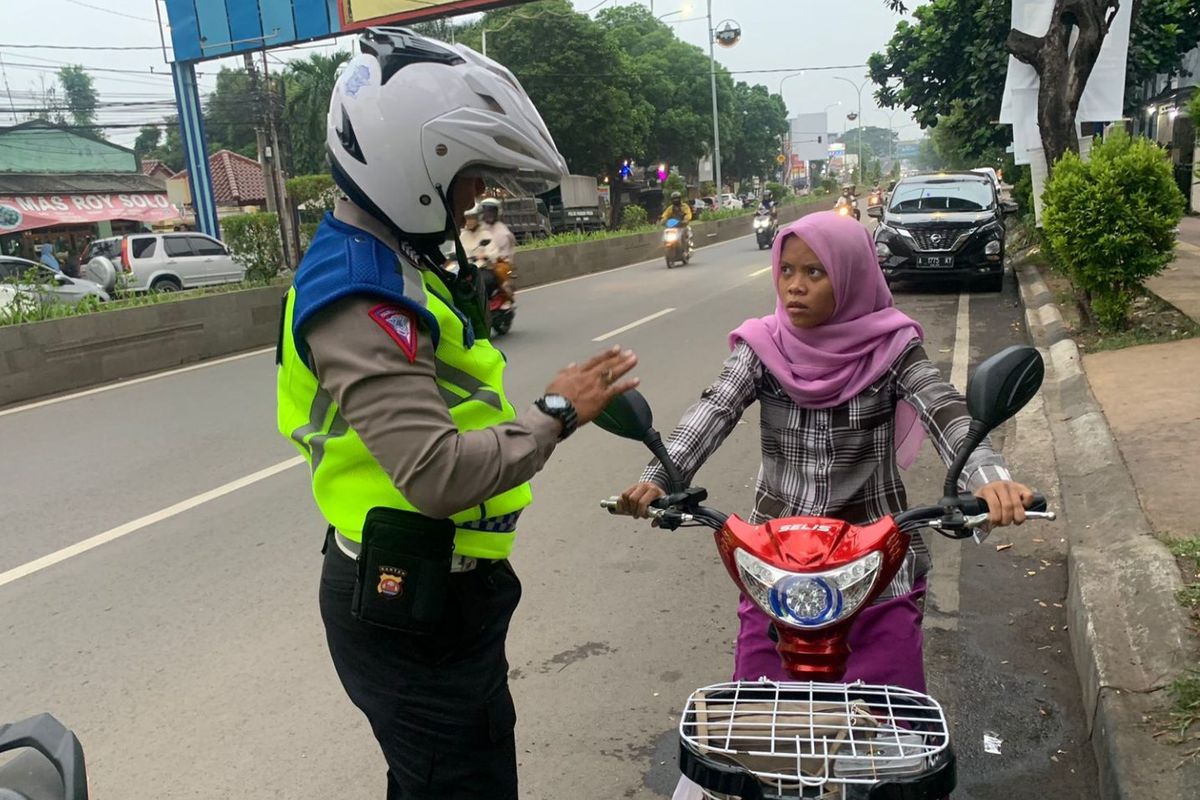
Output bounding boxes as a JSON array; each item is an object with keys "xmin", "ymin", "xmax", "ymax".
[
  {"xmin": 1042, "ymin": 130, "xmax": 1185, "ymax": 331},
  {"xmin": 222, "ymin": 213, "xmax": 283, "ymax": 282}
]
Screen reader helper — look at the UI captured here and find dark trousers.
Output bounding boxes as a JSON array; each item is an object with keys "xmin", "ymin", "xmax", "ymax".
[{"xmin": 319, "ymin": 539, "xmax": 522, "ymax": 799}]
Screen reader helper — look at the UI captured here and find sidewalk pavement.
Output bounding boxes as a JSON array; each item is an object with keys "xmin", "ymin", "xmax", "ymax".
[
  {"xmin": 1016, "ymin": 225, "xmax": 1200, "ymax": 798},
  {"xmin": 1144, "ymin": 215, "xmax": 1200, "ymax": 322},
  {"xmin": 1090, "ymin": 216, "xmax": 1200, "ymax": 538}
]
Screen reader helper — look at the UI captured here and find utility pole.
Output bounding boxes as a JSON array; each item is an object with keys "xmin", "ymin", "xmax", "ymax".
[
  {"xmin": 260, "ymin": 51, "xmax": 300, "ymax": 270},
  {"xmin": 244, "ymin": 53, "xmax": 279, "ymax": 216},
  {"xmin": 707, "ymin": 0, "xmax": 723, "ymax": 196}
]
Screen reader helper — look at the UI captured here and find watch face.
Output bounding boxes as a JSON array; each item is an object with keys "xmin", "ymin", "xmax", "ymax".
[{"xmin": 543, "ymin": 394, "xmax": 570, "ymax": 411}]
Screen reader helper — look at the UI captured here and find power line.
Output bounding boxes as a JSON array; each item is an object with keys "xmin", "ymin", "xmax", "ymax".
[
  {"xmin": 61, "ymin": 0, "xmax": 159, "ymax": 24},
  {"xmin": 0, "ymin": 42, "xmax": 164, "ymax": 51}
]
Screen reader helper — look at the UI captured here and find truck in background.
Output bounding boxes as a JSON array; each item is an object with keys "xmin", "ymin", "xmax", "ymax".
[
  {"xmin": 542, "ymin": 174, "xmax": 605, "ymax": 234},
  {"xmin": 498, "ymin": 197, "xmax": 552, "ymax": 243}
]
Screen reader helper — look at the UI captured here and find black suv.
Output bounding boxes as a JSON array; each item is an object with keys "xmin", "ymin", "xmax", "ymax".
[{"xmin": 870, "ymin": 172, "xmax": 1017, "ymax": 292}]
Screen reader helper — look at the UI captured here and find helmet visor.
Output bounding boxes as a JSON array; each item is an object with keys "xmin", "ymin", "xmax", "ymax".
[{"xmin": 461, "ymin": 164, "xmax": 562, "ymax": 198}]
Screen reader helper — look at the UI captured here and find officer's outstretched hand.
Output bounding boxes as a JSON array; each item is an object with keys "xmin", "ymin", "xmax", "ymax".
[{"xmin": 546, "ymin": 346, "xmax": 639, "ymax": 426}]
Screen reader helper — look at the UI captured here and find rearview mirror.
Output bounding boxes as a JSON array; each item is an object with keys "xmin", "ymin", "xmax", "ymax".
[
  {"xmin": 594, "ymin": 390, "xmax": 654, "ymax": 442},
  {"xmin": 943, "ymin": 345, "xmax": 1045, "ymax": 498},
  {"xmin": 55, "ymin": 274, "xmax": 71, "ymax": 286},
  {"xmin": 1001, "ymin": 200, "xmax": 1019, "ymax": 217},
  {"xmin": 867, "ymin": 205, "xmax": 883, "ymax": 219},
  {"xmin": 966, "ymin": 345, "xmax": 1044, "ymax": 431}
]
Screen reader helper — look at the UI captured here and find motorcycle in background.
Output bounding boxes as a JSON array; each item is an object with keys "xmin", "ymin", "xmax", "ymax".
[
  {"xmin": 597, "ymin": 346, "xmax": 1053, "ymax": 799},
  {"xmin": 753, "ymin": 207, "xmax": 777, "ymax": 250},
  {"xmin": 0, "ymin": 714, "xmax": 88, "ymax": 799},
  {"xmin": 663, "ymin": 218, "xmax": 693, "ymax": 269}
]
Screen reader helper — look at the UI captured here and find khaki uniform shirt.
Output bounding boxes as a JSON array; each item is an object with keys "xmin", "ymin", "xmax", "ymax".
[{"xmin": 301, "ymin": 200, "xmax": 560, "ymax": 520}]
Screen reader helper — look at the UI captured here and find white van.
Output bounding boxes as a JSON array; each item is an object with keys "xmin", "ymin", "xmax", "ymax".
[{"xmin": 84, "ymin": 233, "xmax": 246, "ymax": 292}]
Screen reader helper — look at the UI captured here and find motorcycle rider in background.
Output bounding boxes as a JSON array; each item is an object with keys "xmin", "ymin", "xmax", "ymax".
[
  {"xmin": 660, "ymin": 191, "xmax": 695, "ymax": 249},
  {"xmin": 478, "ymin": 198, "xmax": 516, "ymax": 304},
  {"xmin": 760, "ymin": 188, "xmax": 779, "ymax": 224}
]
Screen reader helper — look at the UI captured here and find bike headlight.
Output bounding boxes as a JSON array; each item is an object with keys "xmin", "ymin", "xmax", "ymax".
[
  {"xmin": 734, "ymin": 549, "xmax": 883, "ymax": 630},
  {"xmin": 664, "ymin": 230, "xmax": 680, "ymax": 242},
  {"xmin": 985, "ymin": 239, "xmax": 1002, "ymax": 255},
  {"xmin": 754, "ymin": 218, "xmax": 768, "ymax": 229}
]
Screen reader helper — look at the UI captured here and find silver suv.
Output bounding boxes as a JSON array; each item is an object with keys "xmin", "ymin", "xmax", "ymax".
[{"xmin": 84, "ymin": 233, "xmax": 245, "ymax": 292}]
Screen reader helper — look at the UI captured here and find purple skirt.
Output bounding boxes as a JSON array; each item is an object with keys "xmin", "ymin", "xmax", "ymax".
[{"xmin": 732, "ymin": 578, "xmax": 928, "ymax": 692}]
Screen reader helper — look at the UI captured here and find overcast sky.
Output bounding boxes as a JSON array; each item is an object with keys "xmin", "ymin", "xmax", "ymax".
[{"xmin": 0, "ymin": 0, "xmax": 925, "ymax": 149}]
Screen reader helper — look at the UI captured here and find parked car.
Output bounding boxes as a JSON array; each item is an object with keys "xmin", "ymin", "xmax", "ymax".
[
  {"xmin": 0, "ymin": 256, "xmax": 109, "ymax": 305},
  {"xmin": 718, "ymin": 192, "xmax": 740, "ymax": 210},
  {"xmin": 83, "ymin": 232, "xmax": 245, "ymax": 293},
  {"xmin": 870, "ymin": 172, "xmax": 1017, "ymax": 292}
]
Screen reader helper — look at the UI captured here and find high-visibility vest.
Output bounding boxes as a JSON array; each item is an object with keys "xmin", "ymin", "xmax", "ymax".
[{"xmin": 276, "ymin": 213, "xmax": 532, "ymax": 560}]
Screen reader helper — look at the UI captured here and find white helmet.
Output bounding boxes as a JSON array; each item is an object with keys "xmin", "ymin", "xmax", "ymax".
[{"xmin": 326, "ymin": 27, "xmax": 567, "ymax": 237}]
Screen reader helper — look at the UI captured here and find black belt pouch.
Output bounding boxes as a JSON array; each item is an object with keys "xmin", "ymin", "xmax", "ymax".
[{"xmin": 350, "ymin": 507, "xmax": 456, "ymax": 633}]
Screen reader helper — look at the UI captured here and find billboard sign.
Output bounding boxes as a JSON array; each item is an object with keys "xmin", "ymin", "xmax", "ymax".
[{"xmin": 164, "ymin": 0, "xmax": 533, "ymax": 62}]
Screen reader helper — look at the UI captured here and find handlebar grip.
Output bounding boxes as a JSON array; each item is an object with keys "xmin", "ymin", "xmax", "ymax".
[{"xmin": 960, "ymin": 491, "xmax": 1048, "ymax": 515}]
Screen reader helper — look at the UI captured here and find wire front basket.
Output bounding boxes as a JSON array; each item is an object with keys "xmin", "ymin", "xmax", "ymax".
[{"xmin": 678, "ymin": 680, "xmax": 953, "ymax": 800}]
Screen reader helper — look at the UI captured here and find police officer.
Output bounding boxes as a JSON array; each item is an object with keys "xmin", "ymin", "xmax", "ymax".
[{"xmin": 276, "ymin": 28, "xmax": 639, "ymax": 799}]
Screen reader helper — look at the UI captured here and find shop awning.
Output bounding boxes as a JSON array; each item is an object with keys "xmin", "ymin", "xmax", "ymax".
[{"xmin": 0, "ymin": 192, "xmax": 180, "ymax": 233}]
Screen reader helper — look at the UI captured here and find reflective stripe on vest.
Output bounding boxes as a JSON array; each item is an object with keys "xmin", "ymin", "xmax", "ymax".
[{"xmin": 277, "ymin": 265, "xmax": 532, "ymax": 561}]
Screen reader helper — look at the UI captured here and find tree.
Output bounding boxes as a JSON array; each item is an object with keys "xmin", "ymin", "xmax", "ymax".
[
  {"xmin": 869, "ymin": 0, "xmax": 1013, "ymax": 167},
  {"xmin": 134, "ymin": 125, "xmax": 161, "ymax": 160},
  {"xmin": 873, "ymin": 0, "xmax": 1200, "ymax": 170},
  {"xmin": 57, "ymin": 66, "xmax": 98, "ymax": 128},
  {"xmin": 1125, "ymin": 0, "xmax": 1200, "ymax": 113},
  {"xmin": 597, "ymin": 3, "xmax": 732, "ymax": 176},
  {"xmin": 835, "ymin": 126, "xmax": 897, "ymax": 162},
  {"xmin": 727, "ymin": 81, "xmax": 788, "ymax": 183},
  {"xmin": 204, "ymin": 67, "xmax": 259, "ymax": 159},
  {"xmin": 282, "ymin": 52, "xmax": 351, "ymax": 176},
  {"xmin": 460, "ymin": 1, "xmax": 652, "ymax": 176}
]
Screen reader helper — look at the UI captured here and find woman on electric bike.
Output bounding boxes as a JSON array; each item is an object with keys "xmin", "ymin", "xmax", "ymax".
[{"xmin": 618, "ymin": 212, "xmax": 1035, "ymax": 691}]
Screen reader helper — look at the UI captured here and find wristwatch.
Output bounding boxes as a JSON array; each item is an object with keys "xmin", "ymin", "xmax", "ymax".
[{"xmin": 535, "ymin": 394, "xmax": 578, "ymax": 440}]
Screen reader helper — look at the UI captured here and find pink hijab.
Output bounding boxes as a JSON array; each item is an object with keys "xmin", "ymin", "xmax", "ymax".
[{"xmin": 730, "ymin": 212, "xmax": 926, "ymax": 468}]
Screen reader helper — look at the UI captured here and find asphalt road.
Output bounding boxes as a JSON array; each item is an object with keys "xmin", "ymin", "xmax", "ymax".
[{"xmin": 0, "ymin": 229, "xmax": 1096, "ymax": 798}]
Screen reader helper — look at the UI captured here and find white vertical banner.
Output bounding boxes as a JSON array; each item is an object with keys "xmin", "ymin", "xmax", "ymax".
[
  {"xmin": 1001, "ymin": 0, "xmax": 1132, "ymax": 166},
  {"xmin": 1193, "ymin": 145, "xmax": 1200, "ymax": 213},
  {"xmin": 1029, "ymin": 147, "xmax": 1049, "ymax": 227},
  {"xmin": 1078, "ymin": 135, "xmax": 1094, "ymax": 163}
]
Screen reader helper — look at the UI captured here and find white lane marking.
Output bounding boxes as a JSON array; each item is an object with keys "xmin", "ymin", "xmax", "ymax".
[
  {"xmin": 750, "ymin": 266, "xmax": 772, "ymax": 277},
  {"xmin": 0, "ymin": 456, "xmax": 305, "ymax": 590},
  {"xmin": 950, "ymin": 291, "xmax": 971, "ymax": 389},
  {"xmin": 927, "ymin": 292, "xmax": 970, "ymax": 631},
  {"xmin": 592, "ymin": 308, "xmax": 676, "ymax": 342},
  {"xmin": 0, "ymin": 346, "xmax": 276, "ymax": 419},
  {"xmin": 521, "ymin": 230, "xmax": 762, "ymax": 294}
]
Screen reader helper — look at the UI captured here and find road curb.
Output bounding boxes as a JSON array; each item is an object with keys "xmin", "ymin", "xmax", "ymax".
[{"xmin": 1014, "ymin": 256, "xmax": 1200, "ymax": 800}]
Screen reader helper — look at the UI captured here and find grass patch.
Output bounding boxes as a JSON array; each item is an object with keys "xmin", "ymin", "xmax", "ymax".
[
  {"xmin": 1037, "ymin": 266, "xmax": 1199, "ymax": 353},
  {"xmin": 0, "ymin": 277, "xmax": 286, "ymax": 327},
  {"xmin": 1168, "ymin": 671, "xmax": 1200, "ymax": 740},
  {"xmin": 1165, "ymin": 535, "xmax": 1200, "ymax": 743}
]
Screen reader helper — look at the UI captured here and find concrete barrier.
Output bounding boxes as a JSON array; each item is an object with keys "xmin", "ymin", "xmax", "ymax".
[
  {"xmin": 0, "ymin": 199, "xmax": 831, "ymax": 407},
  {"xmin": 0, "ymin": 285, "xmax": 285, "ymax": 407}
]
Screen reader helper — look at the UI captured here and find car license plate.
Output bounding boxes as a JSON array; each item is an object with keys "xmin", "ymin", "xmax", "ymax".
[{"xmin": 916, "ymin": 255, "xmax": 954, "ymax": 268}]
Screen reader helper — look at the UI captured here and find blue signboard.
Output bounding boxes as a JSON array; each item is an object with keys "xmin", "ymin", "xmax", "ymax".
[{"xmin": 163, "ymin": 0, "xmax": 531, "ymax": 63}]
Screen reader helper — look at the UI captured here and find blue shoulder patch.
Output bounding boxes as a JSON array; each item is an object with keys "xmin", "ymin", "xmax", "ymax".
[{"xmin": 291, "ymin": 213, "xmax": 441, "ymax": 366}]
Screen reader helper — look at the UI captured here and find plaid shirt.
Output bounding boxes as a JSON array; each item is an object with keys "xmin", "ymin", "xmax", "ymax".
[{"xmin": 641, "ymin": 339, "xmax": 1011, "ymax": 600}]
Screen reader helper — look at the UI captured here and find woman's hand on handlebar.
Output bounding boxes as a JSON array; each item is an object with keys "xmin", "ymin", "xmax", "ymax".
[
  {"xmin": 975, "ymin": 480, "xmax": 1036, "ymax": 526},
  {"xmin": 618, "ymin": 482, "xmax": 666, "ymax": 519}
]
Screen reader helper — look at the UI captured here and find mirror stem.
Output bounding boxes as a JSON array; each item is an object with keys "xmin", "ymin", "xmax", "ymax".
[
  {"xmin": 942, "ymin": 419, "xmax": 990, "ymax": 500},
  {"xmin": 644, "ymin": 429, "xmax": 687, "ymax": 494}
]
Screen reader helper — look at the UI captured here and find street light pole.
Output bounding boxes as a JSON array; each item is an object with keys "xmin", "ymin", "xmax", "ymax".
[
  {"xmin": 834, "ymin": 77, "xmax": 867, "ymax": 183},
  {"xmin": 707, "ymin": 0, "xmax": 722, "ymax": 196}
]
